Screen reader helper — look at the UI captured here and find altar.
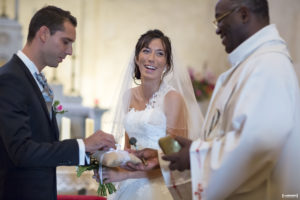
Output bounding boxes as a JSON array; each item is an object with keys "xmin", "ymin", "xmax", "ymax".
[{"xmin": 56, "ymin": 166, "xmax": 99, "ymax": 196}]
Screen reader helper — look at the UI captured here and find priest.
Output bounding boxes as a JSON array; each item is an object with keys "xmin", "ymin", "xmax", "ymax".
[{"xmin": 162, "ymin": 0, "xmax": 300, "ymax": 199}]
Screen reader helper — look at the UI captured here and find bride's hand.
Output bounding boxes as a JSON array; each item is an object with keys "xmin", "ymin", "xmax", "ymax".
[
  {"xmin": 93, "ymin": 167, "xmax": 128, "ymax": 183},
  {"xmin": 124, "ymin": 147, "xmax": 136, "ymax": 154},
  {"xmin": 125, "ymin": 158, "xmax": 159, "ymax": 171},
  {"xmin": 124, "ymin": 148, "xmax": 159, "ymax": 171}
]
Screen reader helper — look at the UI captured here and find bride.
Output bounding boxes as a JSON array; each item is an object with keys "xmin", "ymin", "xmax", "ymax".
[{"xmin": 102, "ymin": 29, "xmax": 203, "ymax": 199}]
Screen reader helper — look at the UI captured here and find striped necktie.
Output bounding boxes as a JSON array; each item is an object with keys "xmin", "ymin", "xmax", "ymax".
[{"xmin": 34, "ymin": 72, "xmax": 54, "ymax": 118}]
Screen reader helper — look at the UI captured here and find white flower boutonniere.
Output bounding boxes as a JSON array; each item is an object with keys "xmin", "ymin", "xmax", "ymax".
[{"xmin": 53, "ymin": 100, "xmax": 67, "ymax": 114}]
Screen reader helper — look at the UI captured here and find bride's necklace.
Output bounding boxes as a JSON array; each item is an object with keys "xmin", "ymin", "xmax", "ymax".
[{"xmin": 140, "ymin": 81, "xmax": 162, "ymax": 108}]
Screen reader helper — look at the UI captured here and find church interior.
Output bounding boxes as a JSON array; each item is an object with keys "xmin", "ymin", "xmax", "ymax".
[{"xmin": 1, "ymin": 0, "xmax": 299, "ymax": 198}]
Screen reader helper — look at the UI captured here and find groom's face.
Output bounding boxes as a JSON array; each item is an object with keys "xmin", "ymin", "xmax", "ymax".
[
  {"xmin": 135, "ymin": 38, "xmax": 167, "ymax": 81},
  {"xmin": 42, "ymin": 21, "xmax": 76, "ymax": 68}
]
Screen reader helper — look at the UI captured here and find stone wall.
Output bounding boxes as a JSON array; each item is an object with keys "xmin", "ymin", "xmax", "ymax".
[{"xmin": 3, "ymin": 0, "xmax": 299, "ymax": 131}]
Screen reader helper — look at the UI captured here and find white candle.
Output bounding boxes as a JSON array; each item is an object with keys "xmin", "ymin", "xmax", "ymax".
[
  {"xmin": 61, "ymin": 117, "xmax": 71, "ymax": 140},
  {"xmin": 85, "ymin": 118, "xmax": 94, "ymax": 138}
]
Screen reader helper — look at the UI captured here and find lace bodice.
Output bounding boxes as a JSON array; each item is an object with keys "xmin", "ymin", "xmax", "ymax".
[{"xmin": 124, "ymin": 82, "xmax": 175, "ymax": 149}]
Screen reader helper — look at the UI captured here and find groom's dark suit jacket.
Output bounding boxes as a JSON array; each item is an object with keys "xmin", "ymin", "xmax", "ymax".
[{"xmin": 0, "ymin": 55, "xmax": 80, "ymax": 200}]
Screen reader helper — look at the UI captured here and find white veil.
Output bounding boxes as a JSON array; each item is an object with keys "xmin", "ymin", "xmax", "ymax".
[
  {"xmin": 111, "ymin": 35, "xmax": 204, "ymax": 146},
  {"xmin": 164, "ymin": 49, "xmax": 204, "ymax": 141},
  {"xmin": 110, "ymin": 54, "xmax": 136, "ymax": 145}
]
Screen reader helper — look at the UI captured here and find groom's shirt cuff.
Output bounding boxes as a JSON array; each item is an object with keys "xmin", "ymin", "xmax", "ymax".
[{"xmin": 77, "ymin": 139, "xmax": 90, "ymax": 165}]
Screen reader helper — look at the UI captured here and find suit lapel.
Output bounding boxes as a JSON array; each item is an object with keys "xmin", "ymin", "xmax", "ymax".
[
  {"xmin": 52, "ymin": 111, "xmax": 60, "ymax": 140},
  {"xmin": 13, "ymin": 55, "xmax": 52, "ymax": 124}
]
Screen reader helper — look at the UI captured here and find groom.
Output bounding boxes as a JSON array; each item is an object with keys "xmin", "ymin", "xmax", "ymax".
[{"xmin": 0, "ymin": 6, "xmax": 115, "ymax": 200}]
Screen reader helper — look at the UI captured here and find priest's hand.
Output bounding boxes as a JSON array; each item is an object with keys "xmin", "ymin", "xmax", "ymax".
[
  {"xmin": 124, "ymin": 148, "xmax": 159, "ymax": 171},
  {"xmin": 162, "ymin": 136, "xmax": 192, "ymax": 171},
  {"xmin": 84, "ymin": 130, "xmax": 116, "ymax": 154}
]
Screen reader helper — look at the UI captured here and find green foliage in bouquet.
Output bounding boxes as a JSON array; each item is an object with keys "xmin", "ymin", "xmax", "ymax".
[{"xmin": 77, "ymin": 158, "xmax": 116, "ymax": 196}]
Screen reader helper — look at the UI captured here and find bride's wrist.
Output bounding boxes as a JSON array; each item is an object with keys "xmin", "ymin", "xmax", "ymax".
[
  {"xmin": 117, "ymin": 168, "xmax": 131, "ymax": 180},
  {"xmin": 124, "ymin": 169, "xmax": 135, "ymax": 180}
]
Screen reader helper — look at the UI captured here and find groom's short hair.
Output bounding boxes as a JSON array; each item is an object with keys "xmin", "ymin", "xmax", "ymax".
[{"xmin": 27, "ymin": 5, "xmax": 77, "ymax": 43}]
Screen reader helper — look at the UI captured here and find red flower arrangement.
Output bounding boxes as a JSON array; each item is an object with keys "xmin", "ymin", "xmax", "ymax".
[{"xmin": 188, "ymin": 67, "xmax": 216, "ymax": 102}]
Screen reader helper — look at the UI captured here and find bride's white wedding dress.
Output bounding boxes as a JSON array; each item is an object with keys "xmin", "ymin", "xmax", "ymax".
[{"xmin": 109, "ymin": 82, "xmax": 174, "ymax": 200}]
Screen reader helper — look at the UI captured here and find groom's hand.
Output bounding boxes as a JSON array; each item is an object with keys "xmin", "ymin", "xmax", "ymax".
[{"xmin": 84, "ymin": 130, "xmax": 116, "ymax": 154}]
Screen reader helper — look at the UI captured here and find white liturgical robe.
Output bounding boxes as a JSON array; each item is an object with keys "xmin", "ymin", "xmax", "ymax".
[{"xmin": 190, "ymin": 24, "xmax": 300, "ymax": 200}]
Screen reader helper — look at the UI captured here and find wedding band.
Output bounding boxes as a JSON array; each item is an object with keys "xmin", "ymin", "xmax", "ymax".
[{"xmin": 141, "ymin": 157, "xmax": 148, "ymax": 166}]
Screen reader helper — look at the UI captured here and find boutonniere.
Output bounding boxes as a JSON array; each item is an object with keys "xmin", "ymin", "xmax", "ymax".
[{"xmin": 53, "ymin": 100, "xmax": 67, "ymax": 114}]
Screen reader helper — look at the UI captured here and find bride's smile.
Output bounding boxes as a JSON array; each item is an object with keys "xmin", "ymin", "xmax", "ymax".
[
  {"xmin": 144, "ymin": 65, "xmax": 157, "ymax": 70},
  {"xmin": 136, "ymin": 38, "xmax": 167, "ymax": 81}
]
